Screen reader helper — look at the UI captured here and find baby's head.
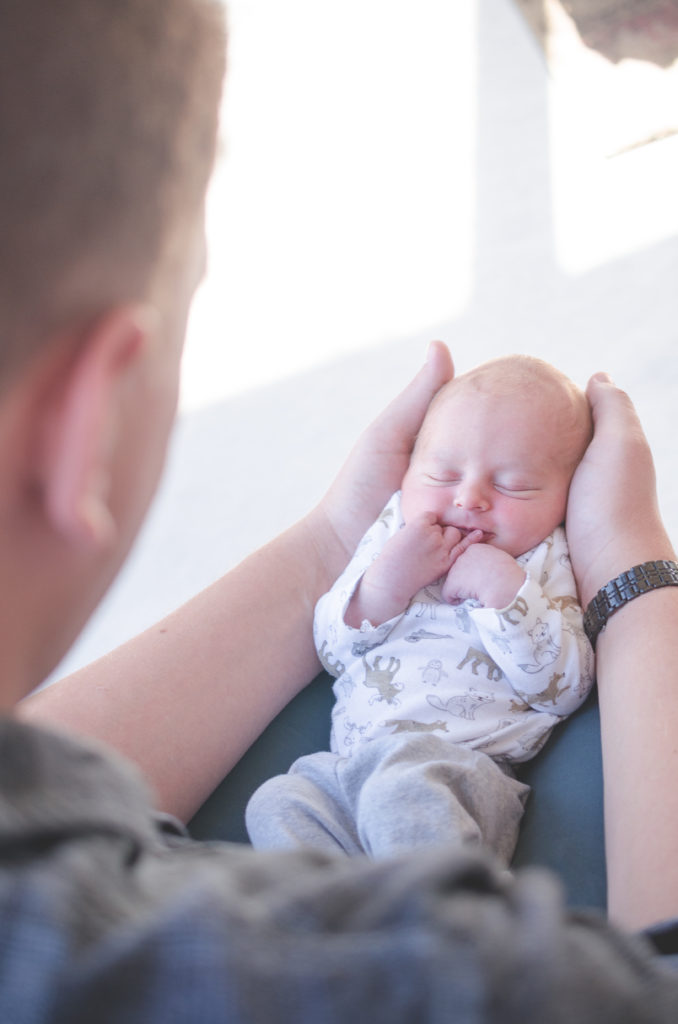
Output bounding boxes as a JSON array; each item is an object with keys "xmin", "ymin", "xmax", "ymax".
[{"xmin": 401, "ymin": 355, "xmax": 592, "ymax": 557}]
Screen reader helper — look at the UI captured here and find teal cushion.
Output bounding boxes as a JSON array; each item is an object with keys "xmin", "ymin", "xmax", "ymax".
[
  {"xmin": 189, "ymin": 673, "xmax": 605, "ymax": 910},
  {"xmin": 513, "ymin": 689, "xmax": 605, "ymax": 909},
  {"xmin": 189, "ymin": 672, "xmax": 334, "ymax": 845}
]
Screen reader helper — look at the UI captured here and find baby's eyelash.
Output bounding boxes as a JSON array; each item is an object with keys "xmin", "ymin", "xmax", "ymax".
[
  {"xmin": 495, "ymin": 484, "xmax": 538, "ymax": 496},
  {"xmin": 423, "ymin": 473, "xmax": 539, "ymax": 495}
]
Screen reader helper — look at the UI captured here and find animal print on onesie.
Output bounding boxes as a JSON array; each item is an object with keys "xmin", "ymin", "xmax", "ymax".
[{"xmin": 246, "ymin": 492, "xmax": 594, "ymax": 862}]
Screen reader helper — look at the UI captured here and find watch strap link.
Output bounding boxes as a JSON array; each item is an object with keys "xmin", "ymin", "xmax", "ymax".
[{"xmin": 583, "ymin": 559, "xmax": 678, "ymax": 649}]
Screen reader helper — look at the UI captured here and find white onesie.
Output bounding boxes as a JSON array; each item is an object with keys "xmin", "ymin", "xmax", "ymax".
[{"xmin": 314, "ymin": 491, "xmax": 595, "ymax": 765}]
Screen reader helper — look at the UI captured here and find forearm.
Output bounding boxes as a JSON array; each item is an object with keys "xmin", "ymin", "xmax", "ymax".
[
  {"xmin": 345, "ymin": 576, "xmax": 410, "ymax": 628},
  {"xmin": 20, "ymin": 506, "xmax": 346, "ymax": 822},
  {"xmin": 563, "ymin": 373, "xmax": 678, "ymax": 929},
  {"xmin": 584, "ymin": 526, "xmax": 678, "ymax": 931}
]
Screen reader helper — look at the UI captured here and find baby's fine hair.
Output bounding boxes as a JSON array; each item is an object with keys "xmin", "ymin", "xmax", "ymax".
[
  {"xmin": 425, "ymin": 354, "xmax": 593, "ymax": 469},
  {"xmin": 0, "ymin": 0, "xmax": 226, "ymax": 379}
]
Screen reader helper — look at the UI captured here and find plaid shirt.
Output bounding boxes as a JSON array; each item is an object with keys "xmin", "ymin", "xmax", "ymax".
[{"xmin": 0, "ymin": 717, "xmax": 675, "ymax": 1023}]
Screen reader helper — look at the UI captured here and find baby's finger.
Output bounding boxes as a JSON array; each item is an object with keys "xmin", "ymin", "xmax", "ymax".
[
  {"xmin": 441, "ymin": 525, "xmax": 463, "ymax": 547},
  {"xmin": 417, "ymin": 510, "xmax": 442, "ymax": 528},
  {"xmin": 447, "ymin": 528, "xmax": 483, "ymax": 564}
]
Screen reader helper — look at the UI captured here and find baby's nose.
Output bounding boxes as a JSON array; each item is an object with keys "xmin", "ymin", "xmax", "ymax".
[{"xmin": 453, "ymin": 480, "xmax": 490, "ymax": 511}]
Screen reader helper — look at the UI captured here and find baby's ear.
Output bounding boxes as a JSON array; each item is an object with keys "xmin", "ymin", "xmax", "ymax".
[{"xmin": 36, "ymin": 305, "xmax": 154, "ymax": 548}]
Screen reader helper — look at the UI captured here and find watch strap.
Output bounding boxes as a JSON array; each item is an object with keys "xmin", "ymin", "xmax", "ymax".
[{"xmin": 583, "ymin": 559, "xmax": 678, "ymax": 649}]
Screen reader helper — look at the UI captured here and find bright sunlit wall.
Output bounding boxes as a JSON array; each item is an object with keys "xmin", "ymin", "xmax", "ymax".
[{"xmin": 181, "ymin": 0, "xmax": 678, "ymax": 413}]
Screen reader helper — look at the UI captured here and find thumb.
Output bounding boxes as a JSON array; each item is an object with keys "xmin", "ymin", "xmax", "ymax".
[
  {"xmin": 586, "ymin": 371, "xmax": 617, "ymax": 412},
  {"xmin": 587, "ymin": 370, "xmax": 631, "ymax": 419},
  {"xmin": 586, "ymin": 372, "xmax": 646, "ymax": 444},
  {"xmin": 372, "ymin": 340, "xmax": 454, "ymax": 452}
]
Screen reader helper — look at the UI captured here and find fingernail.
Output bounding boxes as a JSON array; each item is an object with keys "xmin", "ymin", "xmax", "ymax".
[{"xmin": 592, "ymin": 371, "xmax": 614, "ymax": 384}]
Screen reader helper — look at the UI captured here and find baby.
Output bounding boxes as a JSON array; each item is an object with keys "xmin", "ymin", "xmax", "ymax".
[{"xmin": 247, "ymin": 355, "xmax": 595, "ymax": 864}]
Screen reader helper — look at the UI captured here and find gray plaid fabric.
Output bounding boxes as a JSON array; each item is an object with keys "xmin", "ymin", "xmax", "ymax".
[{"xmin": 0, "ymin": 717, "xmax": 675, "ymax": 1023}]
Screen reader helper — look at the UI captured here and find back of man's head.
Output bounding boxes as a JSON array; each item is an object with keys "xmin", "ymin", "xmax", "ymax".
[{"xmin": 0, "ymin": 0, "xmax": 226, "ymax": 380}]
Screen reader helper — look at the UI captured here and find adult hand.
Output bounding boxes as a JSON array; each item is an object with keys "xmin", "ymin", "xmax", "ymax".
[
  {"xmin": 566, "ymin": 373, "xmax": 675, "ymax": 607},
  {"xmin": 318, "ymin": 341, "xmax": 454, "ymax": 561}
]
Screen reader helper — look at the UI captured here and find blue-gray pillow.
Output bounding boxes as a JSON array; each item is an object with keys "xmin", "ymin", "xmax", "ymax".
[{"xmin": 189, "ymin": 674, "xmax": 605, "ymax": 910}]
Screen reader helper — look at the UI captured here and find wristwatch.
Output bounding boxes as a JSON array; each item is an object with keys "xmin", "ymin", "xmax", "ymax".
[{"xmin": 583, "ymin": 559, "xmax": 678, "ymax": 649}]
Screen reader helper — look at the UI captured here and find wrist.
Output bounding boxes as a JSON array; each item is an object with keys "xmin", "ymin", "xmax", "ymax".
[
  {"xmin": 472, "ymin": 554, "xmax": 525, "ymax": 609},
  {"xmin": 485, "ymin": 567, "xmax": 526, "ymax": 609},
  {"xmin": 305, "ymin": 504, "xmax": 355, "ymax": 597},
  {"xmin": 345, "ymin": 576, "xmax": 409, "ymax": 628},
  {"xmin": 584, "ymin": 559, "xmax": 678, "ymax": 650},
  {"xmin": 576, "ymin": 528, "xmax": 676, "ymax": 607}
]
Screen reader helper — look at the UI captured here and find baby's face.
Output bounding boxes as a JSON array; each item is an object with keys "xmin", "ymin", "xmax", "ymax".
[{"xmin": 401, "ymin": 386, "xmax": 578, "ymax": 558}]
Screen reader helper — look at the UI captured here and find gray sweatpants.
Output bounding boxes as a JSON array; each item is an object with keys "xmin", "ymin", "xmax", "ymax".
[{"xmin": 246, "ymin": 732, "xmax": 530, "ymax": 864}]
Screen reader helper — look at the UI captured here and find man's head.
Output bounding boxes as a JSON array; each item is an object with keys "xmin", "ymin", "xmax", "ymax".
[
  {"xmin": 401, "ymin": 355, "xmax": 592, "ymax": 557},
  {"xmin": 0, "ymin": 0, "xmax": 225, "ymax": 379},
  {"xmin": 0, "ymin": 1, "xmax": 226, "ymax": 701}
]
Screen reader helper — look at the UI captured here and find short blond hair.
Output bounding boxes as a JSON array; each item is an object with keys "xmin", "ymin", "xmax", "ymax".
[{"xmin": 0, "ymin": 0, "xmax": 226, "ymax": 378}]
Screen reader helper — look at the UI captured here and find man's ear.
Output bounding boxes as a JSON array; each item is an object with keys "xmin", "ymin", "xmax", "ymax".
[{"xmin": 38, "ymin": 305, "xmax": 156, "ymax": 549}]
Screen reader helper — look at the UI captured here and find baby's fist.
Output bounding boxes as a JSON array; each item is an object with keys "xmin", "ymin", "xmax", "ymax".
[{"xmin": 441, "ymin": 543, "xmax": 526, "ymax": 609}]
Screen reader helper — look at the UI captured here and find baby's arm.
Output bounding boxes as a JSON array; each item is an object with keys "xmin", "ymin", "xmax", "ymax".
[
  {"xmin": 345, "ymin": 513, "xmax": 480, "ymax": 627},
  {"xmin": 467, "ymin": 536, "xmax": 594, "ymax": 716}
]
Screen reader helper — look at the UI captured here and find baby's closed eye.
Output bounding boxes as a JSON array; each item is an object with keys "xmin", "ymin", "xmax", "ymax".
[{"xmin": 494, "ymin": 480, "xmax": 541, "ymax": 497}]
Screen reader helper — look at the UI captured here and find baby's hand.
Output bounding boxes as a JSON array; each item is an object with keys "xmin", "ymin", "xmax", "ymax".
[
  {"xmin": 392, "ymin": 511, "xmax": 466, "ymax": 588},
  {"xmin": 441, "ymin": 543, "xmax": 526, "ymax": 609},
  {"xmin": 345, "ymin": 513, "xmax": 474, "ymax": 627}
]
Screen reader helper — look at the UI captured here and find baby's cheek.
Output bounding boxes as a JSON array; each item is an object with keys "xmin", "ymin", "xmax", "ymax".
[{"xmin": 503, "ymin": 504, "xmax": 551, "ymax": 556}]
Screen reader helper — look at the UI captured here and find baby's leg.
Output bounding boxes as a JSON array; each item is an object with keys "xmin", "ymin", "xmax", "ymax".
[
  {"xmin": 341, "ymin": 733, "xmax": 529, "ymax": 863},
  {"xmin": 245, "ymin": 751, "xmax": 362, "ymax": 854}
]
